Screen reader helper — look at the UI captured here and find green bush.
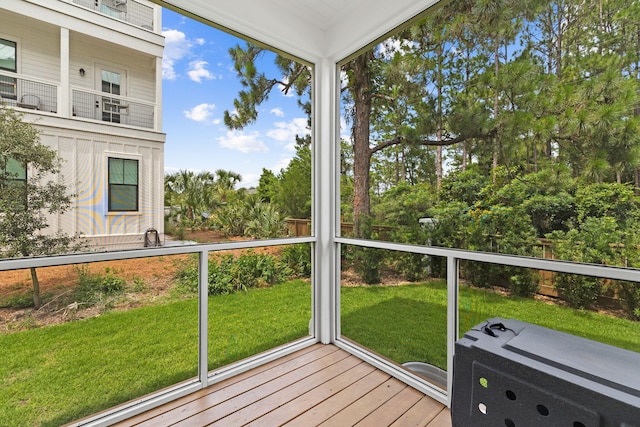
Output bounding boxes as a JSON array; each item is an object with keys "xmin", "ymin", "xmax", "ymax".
[
  {"xmin": 0, "ymin": 292, "xmax": 35, "ymax": 309},
  {"xmin": 74, "ymin": 265, "xmax": 126, "ymax": 304},
  {"xmin": 280, "ymin": 244, "xmax": 312, "ymax": 278},
  {"xmin": 175, "ymin": 251, "xmax": 286, "ymax": 296},
  {"xmin": 353, "ymin": 247, "xmax": 383, "ymax": 284},
  {"xmin": 352, "ymin": 215, "xmax": 383, "ymax": 284},
  {"xmin": 547, "ymin": 217, "xmax": 622, "ymax": 308},
  {"xmin": 509, "ymin": 270, "xmax": 540, "ymax": 298}
]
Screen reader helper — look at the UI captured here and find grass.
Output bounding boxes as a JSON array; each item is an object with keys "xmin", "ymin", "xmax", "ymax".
[
  {"xmin": 0, "ymin": 280, "xmax": 311, "ymax": 427},
  {"xmin": 341, "ymin": 280, "xmax": 640, "ymax": 370},
  {"xmin": 2, "ymin": 278, "xmax": 639, "ymax": 426}
]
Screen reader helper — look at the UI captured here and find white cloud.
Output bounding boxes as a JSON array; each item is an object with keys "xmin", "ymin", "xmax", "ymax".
[
  {"xmin": 242, "ymin": 173, "xmax": 260, "ymax": 189},
  {"xmin": 271, "ymin": 156, "xmax": 293, "ymax": 173},
  {"xmin": 377, "ymin": 39, "xmax": 417, "ymax": 60},
  {"xmin": 195, "ymin": 38, "xmax": 205, "ymax": 46},
  {"xmin": 218, "ymin": 130, "xmax": 268, "ymax": 153},
  {"xmin": 162, "ymin": 29, "xmax": 192, "ymax": 80},
  {"xmin": 184, "ymin": 103, "xmax": 216, "ymax": 122},
  {"xmin": 267, "ymin": 118, "xmax": 309, "ymax": 149},
  {"xmin": 270, "ymin": 107, "xmax": 285, "ymax": 117},
  {"xmin": 187, "ymin": 60, "xmax": 217, "ymax": 83}
]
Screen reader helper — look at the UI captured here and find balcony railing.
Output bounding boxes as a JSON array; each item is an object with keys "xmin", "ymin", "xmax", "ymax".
[
  {"xmin": 2, "ymin": 234, "xmax": 639, "ymax": 426},
  {"xmin": 72, "ymin": 87, "xmax": 156, "ymax": 129},
  {"xmin": 71, "ymin": 0, "xmax": 155, "ymax": 30},
  {"xmin": 0, "ymin": 72, "xmax": 156, "ymax": 130},
  {"xmin": 0, "ymin": 71, "xmax": 58, "ymax": 114}
]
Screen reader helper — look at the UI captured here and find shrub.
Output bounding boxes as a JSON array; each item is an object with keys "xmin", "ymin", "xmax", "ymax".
[
  {"xmin": 353, "ymin": 247, "xmax": 383, "ymax": 284},
  {"xmin": 0, "ymin": 292, "xmax": 35, "ymax": 309},
  {"xmin": 547, "ymin": 217, "xmax": 621, "ymax": 309},
  {"xmin": 280, "ymin": 244, "xmax": 312, "ymax": 278},
  {"xmin": 352, "ymin": 215, "xmax": 383, "ymax": 284},
  {"xmin": 509, "ymin": 270, "xmax": 540, "ymax": 298},
  {"xmin": 175, "ymin": 251, "xmax": 286, "ymax": 296},
  {"xmin": 613, "ymin": 281, "xmax": 640, "ymax": 320},
  {"xmin": 244, "ymin": 203, "xmax": 286, "ymax": 239},
  {"xmin": 74, "ymin": 265, "xmax": 126, "ymax": 304}
]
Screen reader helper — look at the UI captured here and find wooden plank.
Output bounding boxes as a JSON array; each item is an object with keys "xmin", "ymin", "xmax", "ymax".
[
  {"xmin": 319, "ymin": 377, "xmax": 407, "ymax": 426},
  {"xmin": 171, "ymin": 351, "xmax": 356, "ymax": 426},
  {"xmin": 284, "ymin": 369, "xmax": 391, "ymax": 426},
  {"xmin": 246, "ymin": 361, "xmax": 377, "ymax": 426},
  {"xmin": 111, "ymin": 345, "xmax": 452, "ymax": 427},
  {"xmin": 390, "ymin": 395, "xmax": 447, "ymax": 427},
  {"xmin": 428, "ymin": 408, "xmax": 452, "ymax": 427},
  {"xmin": 206, "ymin": 356, "xmax": 364, "ymax": 426},
  {"xmin": 122, "ymin": 344, "xmax": 338, "ymax": 426},
  {"xmin": 355, "ymin": 385, "xmax": 425, "ymax": 426}
]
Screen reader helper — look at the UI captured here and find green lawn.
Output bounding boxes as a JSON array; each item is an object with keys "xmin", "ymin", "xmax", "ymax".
[
  {"xmin": 0, "ymin": 280, "xmax": 311, "ymax": 427},
  {"xmin": 341, "ymin": 280, "xmax": 640, "ymax": 370},
  {"xmin": 2, "ymin": 278, "xmax": 639, "ymax": 426}
]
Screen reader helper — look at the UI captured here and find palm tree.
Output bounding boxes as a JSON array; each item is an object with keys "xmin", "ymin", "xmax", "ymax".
[{"xmin": 215, "ymin": 169, "xmax": 242, "ymax": 204}]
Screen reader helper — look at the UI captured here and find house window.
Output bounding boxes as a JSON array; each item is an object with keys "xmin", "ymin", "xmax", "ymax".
[
  {"xmin": 108, "ymin": 157, "xmax": 138, "ymax": 212},
  {"xmin": 0, "ymin": 38, "xmax": 17, "ymax": 100},
  {"xmin": 0, "ymin": 156, "xmax": 26, "ymax": 187},
  {"xmin": 101, "ymin": 70, "xmax": 123, "ymax": 123},
  {"xmin": 0, "ymin": 156, "xmax": 27, "ymax": 209}
]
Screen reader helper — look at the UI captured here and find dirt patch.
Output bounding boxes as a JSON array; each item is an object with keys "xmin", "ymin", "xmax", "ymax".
[
  {"xmin": 0, "ymin": 230, "xmax": 283, "ymax": 333},
  {"xmin": 0, "ymin": 255, "xmax": 186, "ymax": 333}
]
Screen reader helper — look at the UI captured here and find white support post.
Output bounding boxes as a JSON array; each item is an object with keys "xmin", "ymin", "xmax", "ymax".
[
  {"xmin": 154, "ymin": 56, "xmax": 162, "ymax": 131},
  {"xmin": 446, "ymin": 255, "xmax": 459, "ymax": 407},
  {"xmin": 313, "ymin": 57, "xmax": 338, "ymax": 344},
  {"xmin": 198, "ymin": 249, "xmax": 209, "ymax": 386},
  {"xmin": 60, "ymin": 27, "xmax": 70, "ymax": 118}
]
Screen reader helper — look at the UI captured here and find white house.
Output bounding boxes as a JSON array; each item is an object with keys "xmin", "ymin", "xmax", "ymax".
[{"xmin": 0, "ymin": 0, "xmax": 165, "ymax": 250}]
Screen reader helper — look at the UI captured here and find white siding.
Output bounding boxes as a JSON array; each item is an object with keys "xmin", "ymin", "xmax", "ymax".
[
  {"xmin": 70, "ymin": 32, "xmax": 156, "ymax": 103},
  {"xmin": 0, "ymin": 11, "xmax": 60, "ymax": 82},
  {"xmin": 3, "ymin": 0, "xmax": 164, "ymax": 251},
  {"xmin": 37, "ymin": 127, "xmax": 164, "ymax": 251}
]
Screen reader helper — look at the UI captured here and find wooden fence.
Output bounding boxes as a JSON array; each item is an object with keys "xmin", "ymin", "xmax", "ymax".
[
  {"xmin": 285, "ymin": 219, "xmax": 393, "ymax": 239},
  {"xmin": 284, "ymin": 220, "xmax": 626, "ymax": 308}
]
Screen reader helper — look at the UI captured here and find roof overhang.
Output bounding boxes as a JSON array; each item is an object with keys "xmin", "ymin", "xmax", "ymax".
[{"xmin": 156, "ymin": 0, "xmax": 443, "ymax": 63}]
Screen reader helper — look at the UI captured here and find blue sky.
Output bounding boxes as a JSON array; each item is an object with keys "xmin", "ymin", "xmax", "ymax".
[{"xmin": 161, "ymin": 9, "xmax": 310, "ymax": 189}]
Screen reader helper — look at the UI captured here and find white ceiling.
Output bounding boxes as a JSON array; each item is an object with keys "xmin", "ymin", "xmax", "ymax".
[{"xmin": 158, "ymin": 0, "xmax": 442, "ymax": 63}]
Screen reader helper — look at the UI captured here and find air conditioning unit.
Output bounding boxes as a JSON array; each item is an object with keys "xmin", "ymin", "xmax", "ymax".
[
  {"xmin": 102, "ymin": 100, "xmax": 129, "ymax": 115},
  {"xmin": 452, "ymin": 318, "xmax": 640, "ymax": 427}
]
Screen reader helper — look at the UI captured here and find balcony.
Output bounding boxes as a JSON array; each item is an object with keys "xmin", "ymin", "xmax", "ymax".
[
  {"xmin": 0, "ymin": 71, "xmax": 58, "ymax": 114},
  {"xmin": 72, "ymin": 88, "xmax": 156, "ymax": 129},
  {"xmin": 0, "ymin": 71, "xmax": 156, "ymax": 130},
  {"xmin": 71, "ymin": 0, "xmax": 155, "ymax": 30}
]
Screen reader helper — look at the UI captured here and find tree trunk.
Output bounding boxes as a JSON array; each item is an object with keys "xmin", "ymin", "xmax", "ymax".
[
  {"xmin": 462, "ymin": 142, "xmax": 468, "ymax": 171},
  {"xmin": 350, "ymin": 54, "xmax": 373, "ymax": 237},
  {"xmin": 30, "ymin": 267, "xmax": 41, "ymax": 309},
  {"xmin": 492, "ymin": 40, "xmax": 500, "ymax": 181}
]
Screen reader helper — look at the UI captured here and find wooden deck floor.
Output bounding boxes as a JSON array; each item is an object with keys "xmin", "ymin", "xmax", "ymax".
[{"xmin": 115, "ymin": 344, "xmax": 451, "ymax": 426}]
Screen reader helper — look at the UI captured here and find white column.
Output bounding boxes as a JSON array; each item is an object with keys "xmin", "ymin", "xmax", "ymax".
[
  {"xmin": 155, "ymin": 56, "xmax": 162, "ymax": 131},
  {"xmin": 60, "ymin": 27, "xmax": 70, "ymax": 118},
  {"xmin": 314, "ymin": 57, "xmax": 338, "ymax": 344},
  {"xmin": 154, "ymin": 4, "xmax": 162, "ymax": 33}
]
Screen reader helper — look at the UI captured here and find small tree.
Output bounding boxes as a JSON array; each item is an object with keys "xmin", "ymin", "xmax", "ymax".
[{"xmin": 0, "ymin": 105, "xmax": 81, "ymax": 309}]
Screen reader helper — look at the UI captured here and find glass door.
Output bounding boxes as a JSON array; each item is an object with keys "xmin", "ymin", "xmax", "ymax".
[{"xmin": 97, "ymin": 68, "xmax": 126, "ymax": 123}]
